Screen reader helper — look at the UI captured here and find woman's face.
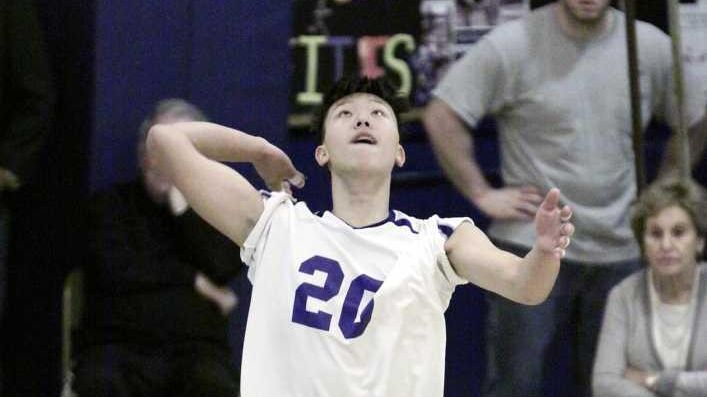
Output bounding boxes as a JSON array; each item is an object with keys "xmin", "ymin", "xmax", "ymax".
[{"xmin": 643, "ymin": 205, "xmax": 704, "ymax": 277}]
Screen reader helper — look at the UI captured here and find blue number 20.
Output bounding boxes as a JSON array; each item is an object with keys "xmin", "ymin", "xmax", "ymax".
[{"xmin": 291, "ymin": 255, "xmax": 383, "ymax": 339}]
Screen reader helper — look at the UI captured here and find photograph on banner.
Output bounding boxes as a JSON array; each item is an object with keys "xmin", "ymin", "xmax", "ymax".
[
  {"xmin": 413, "ymin": 0, "xmax": 527, "ymax": 105},
  {"xmin": 288, "ymin": 0, "xmax": 529, "ymax": 130}
]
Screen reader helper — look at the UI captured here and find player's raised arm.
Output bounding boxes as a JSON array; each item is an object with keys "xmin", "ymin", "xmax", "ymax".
[
  {"xmin": 446, "ymin": 188, "xmax": 574, "ymax": 305},
  {"xmin": 146, "ymin": 121, "xmax": 305, "ymax": 246}
]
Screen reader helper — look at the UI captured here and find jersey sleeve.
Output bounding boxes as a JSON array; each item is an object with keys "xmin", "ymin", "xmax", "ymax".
[
  {"xmin": 239, "ymin": 191, "xmax": 293, "ymax": 280},
  {"xmin": 430, "ymin": 216, "xmax": 473, "ymax": 288}
]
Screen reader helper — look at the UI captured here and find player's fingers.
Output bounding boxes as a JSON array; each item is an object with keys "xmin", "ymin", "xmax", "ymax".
[
  {"xmin": 540, "ymin": 188, "xmax": 560, "ymax": 211},
  {"xmin": 265, "ymin": 177, "xmax": 281, "ymax": 192},
  {"xmin": 560, "ymin": 205, "xmax": 572, "ymax": 221},
  {"xmin": 557, "ymin": 236, "xmax": 570, "ymax": 249},
  {"xmin": 561, "ymin": 222, "xmax": 575, "ymax": 237},
  {"xmin": 554, "ymin": 247, "xmax": 566, "ymax": 259},
  {"xmin": 288, "ymin": 170, "xmax": 306, "ymax": 189},
  {"xmin": 281, "ymin": 181, "xmax": 293, "ymax": 195}
]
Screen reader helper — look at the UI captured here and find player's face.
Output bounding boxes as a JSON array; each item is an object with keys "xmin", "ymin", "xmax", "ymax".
[
  {"xmin": 316, "ymin": 93, "xmax": 405, "ymax": 175},
  {"xmin": 643, "ymin": 205, "xmax": 704, "ymax": 278},
  {"xmin": 559, "ymin": 0, "xmax": 610, "ymax": 25}
]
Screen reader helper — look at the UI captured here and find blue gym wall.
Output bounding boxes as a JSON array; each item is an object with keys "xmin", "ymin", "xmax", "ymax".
[{"xmin": 91, "ymin": 1, "xmax": 292, "ymax": 190}]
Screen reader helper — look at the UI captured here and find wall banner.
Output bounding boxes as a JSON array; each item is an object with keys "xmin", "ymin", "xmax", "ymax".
[{"xmin": 289, "ymin": 0, "xmax": 528, "ymax": 128}]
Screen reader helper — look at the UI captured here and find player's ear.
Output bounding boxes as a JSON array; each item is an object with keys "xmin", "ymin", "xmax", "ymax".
[
  {"xmin": 315, "ymin": 145, "xmax": 329, "ymax": 167},
  {"xmin": 394, "ymin": 144, "xmax": 406, "ymax": 168}
]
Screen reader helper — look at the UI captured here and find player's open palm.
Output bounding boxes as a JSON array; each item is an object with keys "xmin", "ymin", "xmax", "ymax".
[
  {"xmin": 253, "ymin": 142, "xmax": 306, "ymax": 194},
  {"xmin": 534, "ymin": 188, "xmax": 574, "ymax": 259}
]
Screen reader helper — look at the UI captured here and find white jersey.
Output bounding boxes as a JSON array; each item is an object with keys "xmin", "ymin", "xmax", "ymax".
[{"xmin": 239, "ymin": 192, "xmax": 471, "ymax": 397}]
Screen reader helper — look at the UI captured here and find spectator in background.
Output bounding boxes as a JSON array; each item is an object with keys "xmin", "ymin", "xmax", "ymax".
[
  {"xmin": 0, "ymin": 0, "xmax": 54, "ymax": 392},
  {"xmin": 593, "ymin": 177, "xmax": 707, "ymax": 397},
  {"xmin": 423, "ymin": 0, "xmax": 707, "ymax": 396},
  {"xmin": 73, "ymin": 99, "xmax": 241, "ymax": 397}
]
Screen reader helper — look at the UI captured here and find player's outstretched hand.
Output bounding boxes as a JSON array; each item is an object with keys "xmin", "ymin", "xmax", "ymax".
[
  {"xmin": 253, "ymin": 141, "xmax": 306, "ymax": 194},
  {"xmin": 534, "ymin": 188, "xmax": 574, "ymax": 259}
]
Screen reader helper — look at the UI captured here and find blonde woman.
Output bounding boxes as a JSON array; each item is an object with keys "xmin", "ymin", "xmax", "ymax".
[{"xmin": 593, "ymin": 178, "xmax": 707, "ymax": 396}]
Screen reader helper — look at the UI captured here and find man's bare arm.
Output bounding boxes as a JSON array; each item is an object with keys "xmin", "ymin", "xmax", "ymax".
[{"xmin": 423, "ymin": 99, "xmax": 543, "ymax": 220}]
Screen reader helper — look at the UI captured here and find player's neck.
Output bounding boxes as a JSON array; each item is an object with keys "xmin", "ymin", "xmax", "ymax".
[{"xmin": 330, "ymin": 172, "xmax": 391, "ymax": 228}]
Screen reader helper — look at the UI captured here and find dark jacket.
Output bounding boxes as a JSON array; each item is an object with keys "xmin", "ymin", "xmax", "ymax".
[
  {"xmin": 81, "ymin": 180, "xmax": 243, "ymax": 347},
  {"xmin": 0, "ymin": 0, "xmax": 54, "ymax": 184}
]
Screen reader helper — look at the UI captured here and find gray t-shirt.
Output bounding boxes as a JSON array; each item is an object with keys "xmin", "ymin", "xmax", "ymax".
[{"xmin": 433, "ymin": 5, "xmax": 705, "ymax": 264}]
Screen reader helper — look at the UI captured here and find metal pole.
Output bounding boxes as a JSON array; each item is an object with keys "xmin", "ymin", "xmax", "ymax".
[
  {"xmin": 623, "ymin": 0, "xmax": 646, "ymax": 193},
  {"xmin": 667, "ymin": 0, "xmax": 690, "ymax": 179}
]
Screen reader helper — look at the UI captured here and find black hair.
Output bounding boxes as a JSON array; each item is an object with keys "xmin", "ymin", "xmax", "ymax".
[{"xmin": 311, "ymin": 75, "xmax": 410, "ymax": 143}]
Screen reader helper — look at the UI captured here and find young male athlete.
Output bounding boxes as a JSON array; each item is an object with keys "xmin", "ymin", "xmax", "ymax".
[{"xmin": 146, "ymin": 76, "xmax": 574, "ymax": 397}]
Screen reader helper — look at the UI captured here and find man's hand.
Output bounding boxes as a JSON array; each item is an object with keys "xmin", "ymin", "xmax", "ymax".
[
  {"xmin": 253, "ymin": 142, "xmax": 305, "ymax": 195},
  {"xmin": 194, "ymin": 272, "xmax": 238, "ymax": 316},
  {"xmin": 534, "ymin": 188, "xmax": 574, "ymax": 259},
  {"xmin": 0, "ymin": 168, "xmax": 20, "ymax": 192},
  {"xmin": 474, "ymin": 185, "xmax": 544, "ymax": 220}
]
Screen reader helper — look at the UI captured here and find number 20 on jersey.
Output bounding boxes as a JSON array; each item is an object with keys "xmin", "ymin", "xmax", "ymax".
[{"xmin": 291, "ymin": 255, "xmax": 383, "ymax": 339}]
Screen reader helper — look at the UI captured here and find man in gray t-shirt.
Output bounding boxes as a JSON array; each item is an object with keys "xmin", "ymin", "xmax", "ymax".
[{"xmin": 424, "ymin": 1, "xmax": 707, "ymax": 396}]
